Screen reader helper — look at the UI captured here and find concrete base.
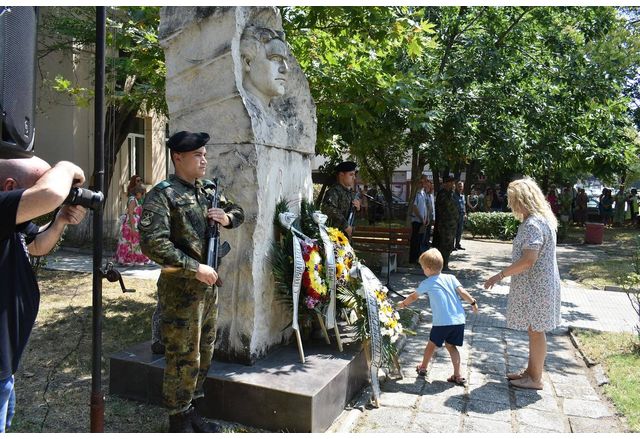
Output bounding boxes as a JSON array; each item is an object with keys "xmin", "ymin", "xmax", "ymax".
[{"xmin": 109, "ymin": 335, "xmax": 368, "ymax": 432}]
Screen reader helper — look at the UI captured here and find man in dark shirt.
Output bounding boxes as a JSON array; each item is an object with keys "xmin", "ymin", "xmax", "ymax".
[{"xmin": 0, "ymin": 156, "xmax": 86, "ymax": 432}]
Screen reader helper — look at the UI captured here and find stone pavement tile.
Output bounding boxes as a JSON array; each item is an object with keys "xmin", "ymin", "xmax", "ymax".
[
  {"xmin": 381, "ymin": 378, "xmax": 425, "ymax": 396},
  {"xmin": 513, "ymin": 389, "xmax": 560, "ymax": 412},
  {"xmin": 569, "ymin": 416, "xmax": 623, "ymax": 433},
  {"xmin": 518, "ymin": 424, "xmax": 566, "ymax": 433},
  {"xmin": 413, "ymin": 412, "xmax": 461, "ymax": 433},
  {"xmin": 470, "ymin": 335, "xmax": 504, "ymax": 346},
  {"xmin": 546, "ymin": 370, "xmax": 591, "ymax": 385},
  {"xmin": 378, "ymin": 391, "xmax": 420, "ymax": 408},
  {"xmin": 546, "ymin": 353, "xmax": 584, "ymax": 371},
  {"xmin": 355, "ymin": 406, "xmax": 413, "ymax": 433},
  {"xmin": 470, "ymin": 325, "xmax": 505, "ymax": 337},
  {"xmin": 515, "ymin": 407, "xmax": 567, "ymax": 432},
  {"xmin": 506, "ymin": 343, "xmax": 530, "ymax": 359},
  {"xmin": 562, "ymin": 398, "xmax": 613, "ymax": 418},
  {"xmin": 421, "ymin": 379, "xmax": 467, "ymax": 399},
  {"xmin": 466, "ymin": 399, "xmax": 511, "ymax": 423},
  {"xmin": 469, "ymin": 349, "xmax": 505, "ymax": 364},
  {"xmin": 461, "ymin": 416, "xmax": 513, "ymax": 433},
  {"xmin": 418, "ymin": 394, "xmax": 465, "ymax": 416},
  {"xmin": 471, "ymin": 359, "xmax": 507, "ymax": 375},
  {"xmin": 469, "ymin": 371, "xmax": 509, "ymax": 388},
  {"xmin": 552, "ymin": 382, "xmax": 600, "ymax": 401},
  {"xmin": 467, "ymin": 382, "xmax": 511, "ymax": 406}
]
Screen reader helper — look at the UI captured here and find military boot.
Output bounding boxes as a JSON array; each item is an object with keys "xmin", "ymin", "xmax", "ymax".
[
  {"xmin": 168, "ymin": 407, "xmax": 195, "ymax": 433},
  {"xmin": 191, "ymin": 398, "xmax": 222, "ymax": 433}
]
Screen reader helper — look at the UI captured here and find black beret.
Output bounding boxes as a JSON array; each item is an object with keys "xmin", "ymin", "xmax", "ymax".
[
  {"xmin": 167, "ymin": 131, "xmax": 210, "ymax": 152},
  {"xmin": 443, "ymin": 175, "xmax": 455, "ymax": 183},
  {"xmin": 336, "ymin": 161, "xmax": 357, "ymax": 173}
]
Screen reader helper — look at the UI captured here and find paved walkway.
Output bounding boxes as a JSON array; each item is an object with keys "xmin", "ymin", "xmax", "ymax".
[
  {"xmin": 329, "ymin": 238, "xmax": 637, "ymax": 433},
  {"xmin": 44, "ymin": 239, "xmax": 638, "ymax": 433},
  {"xmin": 44, "ymin": 247, "xmax": 161, "ymax": 280}
]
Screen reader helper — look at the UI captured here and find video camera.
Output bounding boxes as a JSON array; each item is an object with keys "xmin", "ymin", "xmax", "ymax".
[{"xmin": 64, "ymin": 187, "xmax": 104, "ymax": 210}]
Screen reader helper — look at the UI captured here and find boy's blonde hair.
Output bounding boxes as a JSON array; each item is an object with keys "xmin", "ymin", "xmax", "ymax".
[{"xmin": 418, "ymin": 248, "xmax": 443, "ymax": 272}]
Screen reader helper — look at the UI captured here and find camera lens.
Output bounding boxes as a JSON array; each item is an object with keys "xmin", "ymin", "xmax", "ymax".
[{"xmin": 64, "ymin": 187, "xmax": 104, "ymax": 210}]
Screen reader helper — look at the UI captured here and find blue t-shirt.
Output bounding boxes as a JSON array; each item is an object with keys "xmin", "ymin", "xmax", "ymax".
[{"xmin": 416, "ymin": 273, "xmax": 465, "ymax": 326}]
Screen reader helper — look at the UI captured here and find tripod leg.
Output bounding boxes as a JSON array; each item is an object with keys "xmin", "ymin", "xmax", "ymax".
[
  {"xmin": 294, "ymin": 328, "xmax": 305, "ymax": 363},
  {"xmin": 316, "ymin": 313, "xmax": 331, "ymax": 345},
  {"xmin": 333, "ymin": 318, "xmax": 343, "ymax": 352}
]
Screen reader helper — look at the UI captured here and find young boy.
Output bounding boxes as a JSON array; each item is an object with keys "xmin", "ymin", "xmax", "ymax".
[{"xmin": 398, "ymin": 248, "xmax": 478, "ymax": 384}]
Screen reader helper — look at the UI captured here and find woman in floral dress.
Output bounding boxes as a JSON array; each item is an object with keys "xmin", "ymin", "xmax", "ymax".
[
  {"xmin": 484, "ymin": 177, "xmax": 561, "ymax": 390},
  {"xmin": 115, "ymin": 184, "xmax": 151, "ymax": 265}
]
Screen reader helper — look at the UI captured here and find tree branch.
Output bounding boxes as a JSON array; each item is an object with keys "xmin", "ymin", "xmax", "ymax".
[{"xmin": 495, "ymin": 7, "xmax": 535, "ymax": 48}]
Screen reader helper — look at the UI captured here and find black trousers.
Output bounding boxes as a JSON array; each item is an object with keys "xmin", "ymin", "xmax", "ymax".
[{"xmin": 409, "ymin": 221, "xmax": 423, "ymax": 263}]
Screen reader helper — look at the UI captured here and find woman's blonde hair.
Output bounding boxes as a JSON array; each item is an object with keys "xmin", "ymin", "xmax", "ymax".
[{"xmin": 507, "ymin": 177, "xmax": 557, "ymax": 231}]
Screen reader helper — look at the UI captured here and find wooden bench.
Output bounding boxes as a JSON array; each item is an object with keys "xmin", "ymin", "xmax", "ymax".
[{"xmin": 351, "ymin": 226, "xmax": 411, "ymax": 273}]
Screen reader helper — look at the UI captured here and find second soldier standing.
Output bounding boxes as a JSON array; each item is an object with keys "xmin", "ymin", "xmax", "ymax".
[
  {"xmin": 321, "ymin": 161, "xmax": 360, "ymax": 239},
  {"xmin": 139, "ymin": 131, "xmax": 244, "ymax": 433}
]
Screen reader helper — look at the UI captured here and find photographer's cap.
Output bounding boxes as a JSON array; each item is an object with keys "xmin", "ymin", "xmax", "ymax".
[{"xmin": 167, "ymin": 131, "xmax": 210, "ymax": 152}]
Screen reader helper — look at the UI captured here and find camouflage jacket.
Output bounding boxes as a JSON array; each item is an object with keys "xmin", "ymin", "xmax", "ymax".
[
  {"xmin": 435, "ymin": 187, "xmax": 459, "ymax": 230},
  {"xmin": 321, "ymin": 183, "xmax": 355, "ymax": 231},
  {"xmin": 139, "ymin": 174, "xmax": 244, "ymax": 278}
]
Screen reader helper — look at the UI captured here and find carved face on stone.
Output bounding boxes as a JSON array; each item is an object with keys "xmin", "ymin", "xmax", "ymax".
[{"xmin": 240, "ymin": 26, "xmax": 289, "ymax": 107}]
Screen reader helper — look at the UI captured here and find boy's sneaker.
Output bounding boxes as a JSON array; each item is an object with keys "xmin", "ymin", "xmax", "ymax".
[{"xmin": 415, "ymin": 365, "xmax": 427, "ymax": 377}]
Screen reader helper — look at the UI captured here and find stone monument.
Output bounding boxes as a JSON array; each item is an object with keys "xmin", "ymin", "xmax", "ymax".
[{"xmin": 159, "ymin": 6, "xmax": 316, "ymax": 364}]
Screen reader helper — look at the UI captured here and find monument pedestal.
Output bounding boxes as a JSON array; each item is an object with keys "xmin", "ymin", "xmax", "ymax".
[{"xmin": 109, "ymin": 334, "xmax": 368, "ymax": 432}]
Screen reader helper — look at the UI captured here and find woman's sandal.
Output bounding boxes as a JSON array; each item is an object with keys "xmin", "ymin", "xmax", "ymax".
[
  {"xmin": 415, "ymin": 365, "xmax": 427, "ymax": 377},
  {"xmin": 507, "ymin": 369, "xmax": 528, "ymax": 381},
  {"xmin": 447, "ymin": 375, "xmax": 467, "ymax": 386}
]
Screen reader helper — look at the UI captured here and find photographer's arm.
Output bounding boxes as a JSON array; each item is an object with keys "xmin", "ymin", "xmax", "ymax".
[
  {"xmin": 27, "ymin": 205, "xmax": 86, "ymax": 256},
  {"xmin": 16, "ymin": 161, "xmax": 85, "ymax": 224}
]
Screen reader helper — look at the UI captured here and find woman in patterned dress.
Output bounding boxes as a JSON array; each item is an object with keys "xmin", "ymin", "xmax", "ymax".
[
  {"xmin": 115, "ymin": 184, "xmax": 151, "ymax": 265},
  {"xmin": 484, "ymin": 177, "xmax": 561, "ymax": 390}
]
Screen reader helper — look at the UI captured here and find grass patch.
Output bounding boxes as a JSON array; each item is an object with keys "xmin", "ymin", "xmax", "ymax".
[
  {"xmin": 10, "ymin": 269, "xmax": 263, "ymax": 433},
  {"xmin": 567, "ymin": 226, "xmax": 640, "ymax": 288},
  {"xmin": 573, "ymin": 329, "xmax": 640, "ymax": 432}
]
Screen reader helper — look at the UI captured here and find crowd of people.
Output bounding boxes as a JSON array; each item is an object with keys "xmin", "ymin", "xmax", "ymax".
[{"xmin": 544, "ymin": 183, "xmax": 639, "ymax": 227}]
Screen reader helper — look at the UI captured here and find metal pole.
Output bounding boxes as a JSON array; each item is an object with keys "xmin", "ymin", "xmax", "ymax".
[{"xmin": 90, "ymin": 6, "xmax": 105, "ymax": 433}]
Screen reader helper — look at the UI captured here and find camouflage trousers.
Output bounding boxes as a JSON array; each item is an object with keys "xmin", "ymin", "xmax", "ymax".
[
  {"xmin": 433, "ymin": 224, "xmax": 456, "ymax": 267},
  {"xmin": 151, "ymin": 294, "xmax": 162, "ymax": 344},
  {"xmin": 157, "ymin": 274, "xmax": 218, "ymax": 415}
]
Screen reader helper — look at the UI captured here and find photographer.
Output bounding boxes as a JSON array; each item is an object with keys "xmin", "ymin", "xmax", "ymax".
[{"xmin": 0, "ymin": 156, "xmax": 86, "ymax": 432}]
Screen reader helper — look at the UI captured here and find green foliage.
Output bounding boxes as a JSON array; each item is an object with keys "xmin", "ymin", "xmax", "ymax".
[
  {"xmin": 466, "ymin": 212, "xmax": 520, "ymax": 240},
  {"xmin": 39, "ymin": 6, "xmax": 165, "ymax": 197},
  {"xmin": 284, "ymin": 6, "xmax": 640, "ymax": 190}
]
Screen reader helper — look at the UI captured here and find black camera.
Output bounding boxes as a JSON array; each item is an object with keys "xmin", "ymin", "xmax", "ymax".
[{"xmin": 64, "ymin": 187, "xmax": 104, "ymax": 210}]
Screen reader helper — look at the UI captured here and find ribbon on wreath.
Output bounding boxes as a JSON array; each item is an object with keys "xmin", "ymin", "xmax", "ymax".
[
  {"xmin": 355, "ymin": 261, "xmax": 383, "ymax": 404},
  {"xmin": 278, "ymin": 212, "xmax": 306, "ymax": 332},
  {"xmin": 312, "ymin": 211, "xmax": 337, "ymax": 329}
]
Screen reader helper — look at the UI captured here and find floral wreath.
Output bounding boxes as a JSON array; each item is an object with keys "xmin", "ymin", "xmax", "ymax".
[
  {"xmin": 327, "ymin": 227, "xmax": 355, "ymax": 286},
  {"xmin": 375, "ymin": 286, "xmax": 403, "ymax": 344},
  {"xmin": 300, "ymin": 239, "xmax": 329, "ymax": 310}
]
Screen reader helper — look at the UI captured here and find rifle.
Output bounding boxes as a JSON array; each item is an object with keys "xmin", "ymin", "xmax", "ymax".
[
  {"xmin": 206, "ymin": 178, "xmax": 231, "ymax": 287},
  {"xmin": 347, "ymin": 191, "xmax": 360, "ymax": 229}
]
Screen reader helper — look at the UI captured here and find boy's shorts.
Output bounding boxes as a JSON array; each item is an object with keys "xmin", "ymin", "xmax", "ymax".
[{"xmin": 429, "ymin": 324, "xmax": 465, "ymax": 347}]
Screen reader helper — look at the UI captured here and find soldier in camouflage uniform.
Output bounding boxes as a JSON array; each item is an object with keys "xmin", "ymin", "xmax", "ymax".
[
  {"xmin": 321, "ymin": 161, "xmax": 360, "ymax": 239},
  {"xmin": 432, "ymin": 175, "xmax": 459, "ymax": 271},
  {"xmin": 139, "ymin": 131, "xmax": 244, "ymax": 433}
]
